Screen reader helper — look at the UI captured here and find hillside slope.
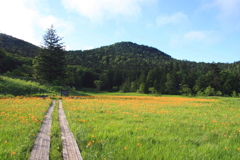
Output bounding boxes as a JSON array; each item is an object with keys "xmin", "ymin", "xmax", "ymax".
[
  {"xmin": 0, "ymin": 33, "xmax": 40, "ymax": 57},
  {"xmin": 65, "ymin": 42, "xmax": 173, "ymax": 69},
  {"xmin": 0, "ymin": 48, "xmax": 32, "ymax": 74}
]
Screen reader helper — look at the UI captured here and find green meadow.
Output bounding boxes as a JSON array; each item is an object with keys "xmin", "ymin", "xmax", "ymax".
[
  {"xmin": 62, "ymin": 96, "xmax": 240, "ymax": 160},
  {"xmin": 0, "ymin": 96, "xmax": 239, "ymax": 159},
  {"xmin": 0, "ymin": 98, "xmax": 51, "ymax": 159}
]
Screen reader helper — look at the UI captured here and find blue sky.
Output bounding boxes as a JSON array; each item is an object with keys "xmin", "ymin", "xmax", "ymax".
[{"xmin": 0, "ymin": 0, "xmax": 240, "ymax": 63}]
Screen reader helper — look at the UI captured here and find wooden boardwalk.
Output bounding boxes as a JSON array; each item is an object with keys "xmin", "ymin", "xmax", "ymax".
[
  {"xmin": 29, "ymin": 100, "xmax": 83, "ymax": 160},
  {"xmin": 59, "ymin": 100, "xmax": 83, "ymax": 160},
  {"xmin": 29, "ymin": 100, "xmax": 55, "ymax": 160}
]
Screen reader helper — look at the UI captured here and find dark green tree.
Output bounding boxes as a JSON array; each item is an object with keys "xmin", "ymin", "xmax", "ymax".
[
  {"xmin": 94, "ymin": 80, "xmax": 103, "ymax": 91},
  {"xmin": 33, "ymin": 25, "xmax": 66, "ymax": 85},
  {"xmin": 165, "ymin": 72, "xmax": 179, "ymax": 95}
]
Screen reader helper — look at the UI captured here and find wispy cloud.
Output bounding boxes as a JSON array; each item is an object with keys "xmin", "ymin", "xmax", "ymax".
[
  {"xmin": 39, "ymin": 15, "xmax": 74, "ymax": 36},
  {"xmin": 61, "ymin": 0, "xmax": 152, "ymax": 23},
  {"xmin": 170, "ymin": 30, "xmax": 222, "ymax": 47},
  {"xmin": 184, "ymin": 30, "xmax": 221, "ymax": 44},
  {"xmin": 202, "ymin": 0, "xmax": 240, "ymax": 30},
  {"xmin": 156, "ymin": 12, "xmax": 188, "ymax": 27},
  {"xmin": 213, "ymin": 0, "xmax": 240, "ymax": 17}
]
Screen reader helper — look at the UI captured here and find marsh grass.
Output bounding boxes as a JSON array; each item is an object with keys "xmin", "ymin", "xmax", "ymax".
[
  {"xmin": 62, "ymin": 96, "xmax": 240, "ymax": 159},
  {"xmin": 0, "ymin": 98, "xmax": 51, "ymax": 159},
  {"xmin": 49, "ymin": 100, "xmax": 63, "ymax": 160}
]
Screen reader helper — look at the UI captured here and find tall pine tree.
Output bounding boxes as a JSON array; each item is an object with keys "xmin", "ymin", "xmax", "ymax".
[{"xmin": 33, "ymin": 25, "xmax": 66, "ymax": 85}]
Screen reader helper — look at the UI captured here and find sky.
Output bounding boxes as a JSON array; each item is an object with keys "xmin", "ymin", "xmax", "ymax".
[{"xmin": 0, "ymin": 0, "xmax": 240, "ymax": 63}]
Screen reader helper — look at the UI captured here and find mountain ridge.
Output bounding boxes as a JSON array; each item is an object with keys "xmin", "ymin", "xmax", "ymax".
[
  {"xmin": 65, "ymin": 41, "xmax": 173, "ymax": 69},
  {"xmin": 0, "ymin": 33, "xmax": 172, "ymax": 61}
]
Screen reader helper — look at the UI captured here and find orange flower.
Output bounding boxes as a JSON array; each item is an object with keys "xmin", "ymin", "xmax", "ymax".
[
  {"xmin": 238, "ymin": 149, "xmax": 240, "ymax": 151},
  {"xmin": 124, "ymin": 147, "xmax": 127, "ymax": 150},
  {"xmin": 86, "ymin": 142, "xmax": 92, "ymax": 147},
  {"xmin": 11, "ymin": 152, "xmax": 16, "ymax": 155},
  {"xmin": 137, "ymin": 143, "xmax": 141, "ymax": 146}
]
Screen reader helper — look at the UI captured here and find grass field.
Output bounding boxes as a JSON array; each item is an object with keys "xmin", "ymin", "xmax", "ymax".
[
  {"xmin": 0, "ymin": 95, "xmax": 239, "ymax": 159},
  {"xmin": 0, "ymin": 98, "xmax": 51, "ymax": 159},
  {"xmin": 62, "ymin": 96, "xmax": 240, "ymax": 159}
]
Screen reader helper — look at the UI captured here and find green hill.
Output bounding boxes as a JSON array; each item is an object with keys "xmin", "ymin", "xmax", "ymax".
[
  {"xmin": 0, "ymin": 33, "xmax": 39, "ymax": 57},
  {"xmin": 65, "ymin": 42, "xmax": 173, "ymax": 70},
  {"xmin": 0, "ymin": 33, "xmax": 239, "ymax": 96}
]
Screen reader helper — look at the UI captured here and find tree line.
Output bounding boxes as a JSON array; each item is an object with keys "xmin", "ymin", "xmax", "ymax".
[{"xmin": 0, "ymin": 27, "xmax": 239, "ymax": 96}]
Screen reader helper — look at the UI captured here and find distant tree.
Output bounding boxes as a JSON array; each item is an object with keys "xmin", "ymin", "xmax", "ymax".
[
  {"xmin": 203, "ymin": 85, "xmax": 215, "ymax": 96},
  {"xmin": 94, "ymin": 80, "xmax": 103, "ymax": 91},
  {"xmin": 33, "ymin": 25, "xmax": 66, "ymax": 85},
  {"xmin": 120, "ymin": 80, "xmax": 131, "ymax": 93},
  {"xmin": 206, "ymin": 63, "xmax": 221, "ymax": 91},
  {"xmin": 165, "ymin": 72, "xmax": 179, "ymax": 95},
  {"xmin": 0, "ymin": 49, "xmax": 5, "ymax": 71},
  {"xmin": 179, "ymin": 84, "xmax": 192, "ymax": 96}
]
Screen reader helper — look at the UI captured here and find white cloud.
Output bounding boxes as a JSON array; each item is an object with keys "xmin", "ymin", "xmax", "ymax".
[
  {"xmin": 183, "ymin": 30, "xmax": 221, "ymax": 44},
  {"xmin": 213, "ymin": 0, "xmax": 240, "ymax": 17},
  {"xmin": 61, "ymin": 0, "xmax": 151, "ymax": 23},
  {"xmin": 156, "ymin": 12, "xmax": 188, "ymax": 27},
  {"xmin": 184, "ymin": 31, "xmax": 207, "ymax": 41},
  {"xmin": 170, "ymin": 30, "xmax": 221, "ymax": 48},
  {"xmin": 0, "ymin": 0, "xmax": 73, "ymax": 46},
  {"xmin": 202, "ymin": 0, "xmax": 240, "ymax": 30},
  {"xmin": 0, "ymin": 0, "xmax": 39, "ymax": 45},
  {"xmin": 39, "ymin": 15, "xmax": 74, "ymax": 36},
  {"xmin": 83, "ymin": 46, "xmax": 94, "ymax": 50}
]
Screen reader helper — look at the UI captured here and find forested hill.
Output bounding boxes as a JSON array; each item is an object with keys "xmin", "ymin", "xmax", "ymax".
[
  {"xmin": 0, "ymin": 33, "xmax": 174, "ymax": 70},
  {"xmin": 0, "ymin": 33, "xmax": 39, "ymax": 57},
  {"xmin": 65, "ymin": 42, "xmax": 173, "ymax": 69},
  {"xmin": 0, "ymin": 33, "xmax": 240, "ymax": 96}
]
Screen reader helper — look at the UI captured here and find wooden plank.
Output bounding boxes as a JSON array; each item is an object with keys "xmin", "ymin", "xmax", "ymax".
[
  {"xmin": 29, "ymin": 100, "xmax": 55, "ymax": 160},
  {"xmin": 58, "ymin": 100, "xmax": 83, "ymax": 160}
]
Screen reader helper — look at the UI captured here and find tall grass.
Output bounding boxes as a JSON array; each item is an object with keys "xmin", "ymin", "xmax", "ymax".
[
  {"xmin": 62, "ymin": 96, "xmax": 240, "ymax": 159},
  {"xmin": 0, "ymin": 76, "xmax": 50, "ymax": 96},
  {"xmin": 0, "ymin": 76, "xmax": 81, "ymax": 97},
  {"xmin": 49, "ymin": 100, "xmax": 63, "ymax": 160}
]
